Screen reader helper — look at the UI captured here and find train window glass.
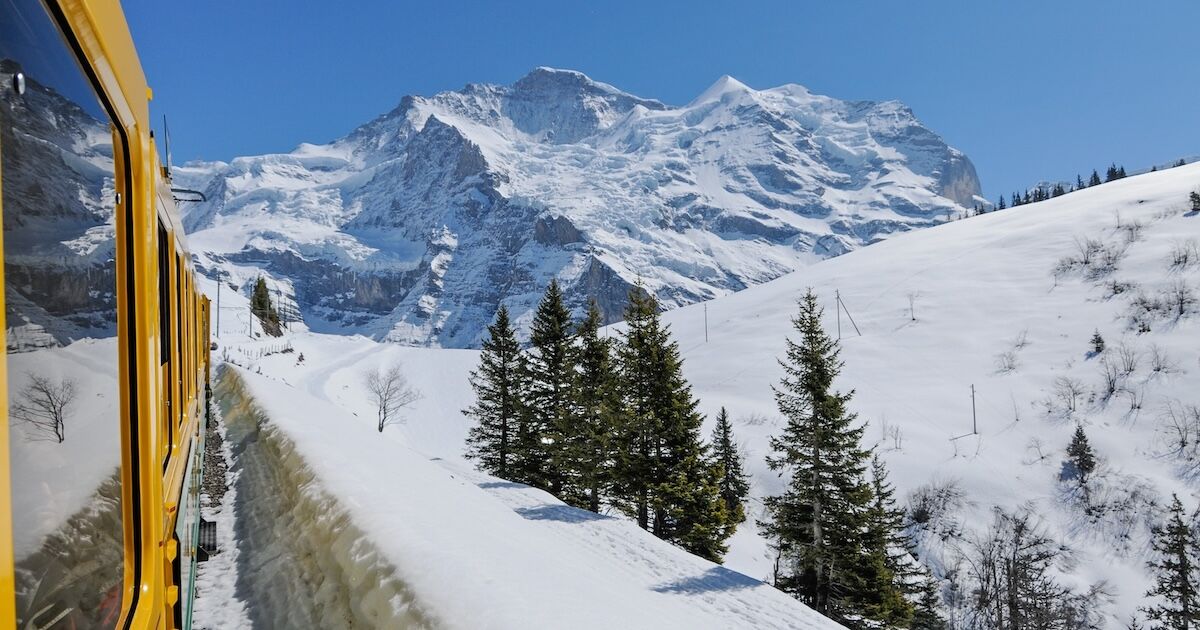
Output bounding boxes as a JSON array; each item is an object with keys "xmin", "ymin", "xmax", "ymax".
[
  {"xmin": 158, "ymin": 221, "xmax": 170, "ymax": 364},
  {"xmin": 1, "ymin": 0, "xmax": 125, "ymax": 625}
]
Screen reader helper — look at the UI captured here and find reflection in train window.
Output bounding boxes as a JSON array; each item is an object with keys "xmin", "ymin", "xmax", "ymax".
[{"xmin": 1, "ymin": 0, "xmax": 125, "ymax": 626}]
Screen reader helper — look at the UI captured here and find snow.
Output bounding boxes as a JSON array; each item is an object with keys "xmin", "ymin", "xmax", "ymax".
[
  {"xmin": 176, "ymin": 67, "xmax": 980, "ymax": 348},
  {"xmin": 201, "ymin": 162, "xmax": 1200, "ymax": 627}
]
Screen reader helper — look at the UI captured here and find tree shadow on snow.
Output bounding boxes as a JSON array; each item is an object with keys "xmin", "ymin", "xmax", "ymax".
[
  {"xmin": 513, "ymin": 504, "xmax": 613, "ymax": 523},
  {"xmin": 476, "ymin": 480, "xmax": 527, "ymax": 490},
  {"xmin": 651, "ymin": 566, "xmax": 764, "ymax": 594}
]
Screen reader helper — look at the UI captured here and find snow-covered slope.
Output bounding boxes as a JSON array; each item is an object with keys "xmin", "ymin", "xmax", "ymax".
[
  {"xmin": 179, "ymin": 67, "xmax": 980, "ymax": 347},
  {"xmin": 214, "ymin": 360, "xmax": 840, "ymax": 629},
  {"xmin": 214, "ymin": 163, "xmax": 1200, "ymax": 626}
]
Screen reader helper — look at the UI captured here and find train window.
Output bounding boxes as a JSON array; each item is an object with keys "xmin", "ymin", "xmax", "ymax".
[
  {"xmin": 159, "ymin": 221, "xmax": 170, "ymax": 365},
  {"xmin": 1, "ymin": 0, "xmax": 126, "ymax": 625}
]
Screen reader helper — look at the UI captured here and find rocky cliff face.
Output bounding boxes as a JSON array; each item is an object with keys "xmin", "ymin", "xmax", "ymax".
[{"xmin": 177, "ymin": 68, "xmax": 982, "ymax": 347}]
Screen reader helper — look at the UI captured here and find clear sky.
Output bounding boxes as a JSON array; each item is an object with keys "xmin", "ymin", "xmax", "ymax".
[{"xmin": 123, "ymin": 0, "xmax": 1199, "ymax": 201}]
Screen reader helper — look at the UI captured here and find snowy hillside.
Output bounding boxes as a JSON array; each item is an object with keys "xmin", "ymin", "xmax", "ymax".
[
  {"xmin": 206, "ymin": 163, "xmax": 1200, "ymax": 626},
  {"xmin": 178, "ymin": 67, "xmax": 980, "ymax": 347}
]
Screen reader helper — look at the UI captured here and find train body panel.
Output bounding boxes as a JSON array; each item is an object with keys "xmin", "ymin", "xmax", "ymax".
[{"xmin": 0, "ymin": 1, "xmax": 211, "ymax": 628}]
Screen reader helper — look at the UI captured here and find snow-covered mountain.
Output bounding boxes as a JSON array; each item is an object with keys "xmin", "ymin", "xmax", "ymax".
[
  {"xmin": 178, "ymin": 67, "xmax": 980, "ymax": 347},
  {"xmin": 0, "ymin": 59, "xmax": 118, "ymax": 350}
]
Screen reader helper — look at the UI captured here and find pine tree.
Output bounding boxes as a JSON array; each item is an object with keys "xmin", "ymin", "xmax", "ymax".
[
  {"xmin": 1189, "ymin": 191, "xmax": 1200, "ymax": 213},
  {"xmin": 1143, "ymin": 495, "xmax": 1200, "ymax": 628},
  {"xmin": 1077, "ymin": 174, "xmax": 1086, "ymax": 190},
  {"xmin": 997, "ymin": 196, "xmax": 1007, "ymax": 210},
  {"xmin": 851, "ymin": 455, "xmax": 915, "ymax": 627},
  {"xmin": 1011, "ymin": 192, "xmax": 1021, "ymax": 207},
  {"xmin": 464, "ymin": 305, "xmax": 526, "ymax": 480},
  {"xmin": 1052, "ymin": 183, "xmax": 1066, "ymax": 197},
  {"xmin": 524, "ymin": 280, "xmax": 578, "ymax": 495},
  {"xmin": 613, "ymin": 284, "xmax": 730, "ymax": 561},
  {"xmin": 1107, "ymin": 164, "xmax": 1121, "ymax": 182},
  {"xmin": 760, "ymin": 289, "xmax": 872, "ymax": 621},
  {"xmin": 710, "ymin": 407, "xmax": 751, "ymax": 525},
  {"xmin": 1118, "ymin": 166, "xmax": 1127, "ymax": 178},
  {"xmin": 250, "ymin": 276, "xmax": 282, "ymax": 336},
  {"xmin": 1065, "ymin": 424, "xmax": 1097, "ymax": 485},
  {"xmin": 572, "ymin": 299, "xmax": 621, "ymax": 512},
  {"xmin": 911, "ymin": 575, "xmax": 948, "ymax": 630},
  {"xmin": 1090, "ymin": 170, "xmax": 1103, "ymax": 187},
  {"xmin": 1091, "ymin": 329, "xmax": 1106, "ymax": 355},
  {"xmin": 1178, "ymin": 159, "xmax": 1189, "ymax": 168}
]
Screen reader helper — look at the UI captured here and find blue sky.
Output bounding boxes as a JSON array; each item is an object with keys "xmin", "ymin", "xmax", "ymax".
[{"xmin": 124, "ymin": 0, "xmax": 1199, "ymax": 201}]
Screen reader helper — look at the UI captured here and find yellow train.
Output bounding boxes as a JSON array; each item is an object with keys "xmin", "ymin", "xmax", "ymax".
[{"xmin": 0, "ymin": 0, "xmax": 212, "ymax": 628}]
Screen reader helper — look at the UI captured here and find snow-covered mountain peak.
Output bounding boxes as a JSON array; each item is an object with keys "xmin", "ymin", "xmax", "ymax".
[
  {"xmin": 178, "ymin": 67, "xmax": 981, "ymax": 347},
  {"xmin": 690, "ymin": 74, "xmax": 755, "ymax": 106}
]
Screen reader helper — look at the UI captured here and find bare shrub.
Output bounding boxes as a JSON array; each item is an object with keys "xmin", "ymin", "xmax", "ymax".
[
  {"xmin": 1011, "ymin": 328, "xmax": 1030, "ymax": 350},
  {"xmin": 11, "ymin": 373, "xmax": 77, "ymax": 443},
  {"xmin": 1149, "ymin": 344, "xmax": 1181, "ymax": 375},
  {"xmin": 907, "ymin": 478, "xmax": 965, "ymax": 533},
  {"xmin": 1102, "ymin": 279, "xmax": 1136, "ymax": 299},
  {"xmin": 1052, "ymin": 376, "xmax": 1086, "ymax": 413},
  {"xmin": 1118, "ymin": 219, "xmax": 1145, "ymax": 243},
  {"xmin": 1157, "ymin": 400, "xmax": 1200, "ymax": 460},
  {"xmin": 364, "ymin": 363, "xmax": 422, "ymax": 432},
  {"xmin": 1161, "ymin": 281, "xmax": 1197, "ymax": 318},
  {"xmin": 995, "ymin": 350, "xmax": 1019, "ymax": 374},
  {"xmin": 1114, "ymin": 342, "xmax": 1140, "ymax": 377},
  {"xmin": 1098, "ymin": 354, "xmax": 1123, "ymax": 400},
  {"xmin": 1169, "ymin": 239, "xmax": 1200, "ymax": 269}
]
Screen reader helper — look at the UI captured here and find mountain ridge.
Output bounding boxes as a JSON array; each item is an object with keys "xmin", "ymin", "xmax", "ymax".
[{"xmin": 177, "ymin": 67, "xmax": 981, "ymax": 347}]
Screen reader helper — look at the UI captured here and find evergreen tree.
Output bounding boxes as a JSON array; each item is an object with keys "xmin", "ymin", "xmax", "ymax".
[
  {"xmin": 1090, "ymin": 170, "xmax": 1103, "ymax": 186},
  {"xmin": 1178, "ymin": 159, "xmax": 1189, "ymax": 168},
  {"xmin": 1065, "ymin": 424, "xmax": 1097, "ymax": 485},
  {"xmin": 1107, "ymin": 164, "xmax": 1121, "ymax": 182},
  {"xmin": 1022, "ymin": 190, "xmax": 1032, "ymax": 205},
  {"xmin": 524, "ymin": 280, "xmax": 578, "ymax": 494},
  {"xmin": 613, "ymin": 284, "xmax": 730, "ymax": 561},
  {"xmin": 760, "ymin": 289, "xmax": 872, "ymax": 622},
  {"xmin": 1143, "ymin": 495, "xmax": 1200, "ymax": 628},
  {"xmin": 1091, "ymin": 329, "xmax": 1106, "ymax": 355},
  {"xmin": 911, "ymin": 575, "xmax": 948, "ymax": 630},
  {"xmin": 1189, "ymin": 191, "xmax": 1200, "ymax": 213},
  {"xmin": 851, "ymin": 455, "xmax": 915, "ymax": 627},
  {"xmin": 572, "ymin": 299, "xmax": 621, "ymax": 512},
  {"xmin": 1011, "ymin": 192, "xmax": 1021, "ymax": 207},
  {"xmin": 997, "ymin": 196, "xmax": 1006, "ymax": 210},
  {"xmin": 1118, "ymin": 166, "xmax": 1127, "ymax": 178},
  {"xmin": 1052, "ymin": 183, "xmax": 1066, "ymax": 197},
  {"xmin": 710, "ymin": 407, "xmax": 751, "ymax": 525},
  {"xmin": 464, "ymin": 305, "xmax": 526, "ymax": 480},
  {"xmin": 1077, "ymin": 174, "xmax": 1086, "ymax": 190},
  {"xmin": 250, "ymin": 276, "xmax": 282, "ymax": 336}
]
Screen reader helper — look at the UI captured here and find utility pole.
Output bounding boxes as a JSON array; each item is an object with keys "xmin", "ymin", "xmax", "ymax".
[
  {"xmin": 971, "ymin": 384, "xmax": 978, "ymax": 435},
  {"xmin": 835, "ymin": 290, "xmax": 842, "ymax": 340},
  {"xmin": 704, "ymin": 303, "xmax": 708, "ymax": 343},
  {"xmin": 216, "ymin": 283, "xmax": 220, "ymax": 338}
]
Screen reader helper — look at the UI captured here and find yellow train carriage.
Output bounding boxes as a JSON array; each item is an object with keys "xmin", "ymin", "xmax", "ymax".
[{"xmin": 0, "ymin": 0, "xmax": 211, "ymax": 628}]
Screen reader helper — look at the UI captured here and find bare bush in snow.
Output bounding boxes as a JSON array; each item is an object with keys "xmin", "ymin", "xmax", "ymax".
[
  {"xmin": 1169, "ymin": 238, "xmax": 1200, "ymax": 269},
  {"xmin": 1098, "ymin": 354, "xmax": 1123, "ymax": 401},
  {"xmin": 1156, "ymin": 400, "xmax": 1200, "ymax": 461},
  {"xmin": 12, "ymin": 373, "xmax": 77, "ymax": 443},
  {"xmin": 1114, "ymin": 342, "xmax": 1140, "ymax": 377},
  {"xmin": 364, "ymin": 363, "xmax": 422, "ymax": 432},
  {"xmin": 1161, "ymin": 280, "xmax": 1197, "ymax": 318},
  {"xmin": 906, "ymin": 478, "xmax": 965, "ymax": 538},
  {"xmin": 1052, "ymin": 376, "xmax": 1086, "ymax": 414},
  {"xmin": 1148, "ymin": 344, "xmax": 1181, "ymax": 375},
  {"xmin": 995, "ymin": 350, "xmax": 1019, "ymax": 374}
]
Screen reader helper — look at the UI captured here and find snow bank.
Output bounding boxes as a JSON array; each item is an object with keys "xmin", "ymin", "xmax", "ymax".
[{"xmin": 214, "ymin": 368, "xmax": 433, "ymax": 628}]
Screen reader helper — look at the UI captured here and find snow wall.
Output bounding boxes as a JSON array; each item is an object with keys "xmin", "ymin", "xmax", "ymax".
[{"xmin": 214, "ymin": 367, "xmax": 436, "ymax": 629}]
